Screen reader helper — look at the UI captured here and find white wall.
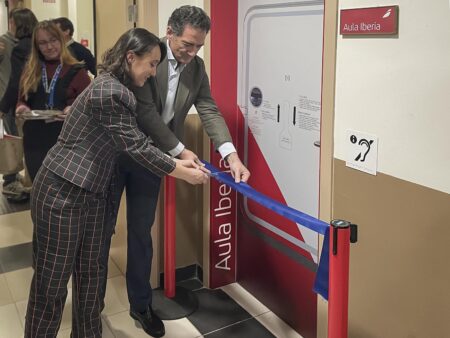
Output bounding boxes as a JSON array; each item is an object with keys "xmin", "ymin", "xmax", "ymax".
[
  {"xmin": 69, "ymin": 0, "xmax": 95, "ymax": 55},
  {"xmin": 29, "ymin": 0, "xmax": 95, "ymax": 55},
  {"xmin": 30, "ymin": 0, "xmax": 67, "ymax": 19},
  {"xmin": 0, "ymin": 2, "xmax": 8, "ymax": 35},
  {"xmin": 67, "ymin": 0, "xmax": 77, "ymax": 30},
  {"xmin": 334, "ymin": 0, "xmax": 450, "ymax": 194}
]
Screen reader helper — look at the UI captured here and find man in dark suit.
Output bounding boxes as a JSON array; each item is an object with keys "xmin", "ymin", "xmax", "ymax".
[
  {"xmin": 53, "ymin": 17, "xmax": 97, "ymax": 76},
  {"xmin": 105, "ymin": 5, "xmax": 250, "ymax": 338}
]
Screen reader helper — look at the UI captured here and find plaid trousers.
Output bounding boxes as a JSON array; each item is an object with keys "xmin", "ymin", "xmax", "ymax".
[{"xmin": 25, "ymin": 167, "xmax": 112, "ymax": 338}]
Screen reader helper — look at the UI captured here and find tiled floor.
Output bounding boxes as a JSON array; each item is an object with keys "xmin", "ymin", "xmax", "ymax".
[{"xmin": 0, "ymin": 191, "xmax": 303, "ymax": 338}]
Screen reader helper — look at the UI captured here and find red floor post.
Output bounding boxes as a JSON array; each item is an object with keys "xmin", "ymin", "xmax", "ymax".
[
  {"xmin": 164, "ymin": 176, "xmax": 176, "ymax": 298},
  {"xmin": 328, "ymin": 220, "xmax": 351, "ymax": 338}
]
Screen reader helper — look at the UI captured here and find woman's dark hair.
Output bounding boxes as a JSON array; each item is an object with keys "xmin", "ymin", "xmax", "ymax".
[
  {"xmin": 9, "ymin": 8, "xmax": 38, "ymax": 40},
  {"xmin": 10, "ymin": 8, "xmax": 38, "ymax": 39},
  {"xmin": 99, "ymin": 28, "xmax": 166, "ymax": 86}
]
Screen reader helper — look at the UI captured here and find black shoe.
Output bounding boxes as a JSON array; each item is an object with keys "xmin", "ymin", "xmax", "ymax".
[
  {"xmin": 6, "ymin": 192, "xmax": 30, "ymax": 203},
  {"xmin": 130, "ymin": 306, "xmax": 165, "ymax": 337}
]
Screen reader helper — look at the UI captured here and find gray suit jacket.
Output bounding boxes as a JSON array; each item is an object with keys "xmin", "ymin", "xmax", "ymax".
[
  {"xmin": 44, "ymin": 72, "xmax": 175, "ymax": 193},
  {"xmin": 132, "ymin": 37, "xmax": 232, "ymax": 153}
]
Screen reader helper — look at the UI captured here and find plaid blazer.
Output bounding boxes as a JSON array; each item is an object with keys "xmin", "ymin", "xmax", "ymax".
[{"xmin": 43, "ymin": 72, "xmax": 175, "ymax": 193}]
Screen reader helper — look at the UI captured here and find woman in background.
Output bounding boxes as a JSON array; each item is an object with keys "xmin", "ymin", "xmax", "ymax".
[
  {"xmin": 0, "ymin": 8, "xmax": 38, "ymax": 116},
  {"xmin": 0, "ymin": 8, "xmax": 37, "ymax": 200},
  {"xmin": 16, "ymin": 20, "xmax": 91, "ymax": 180}
]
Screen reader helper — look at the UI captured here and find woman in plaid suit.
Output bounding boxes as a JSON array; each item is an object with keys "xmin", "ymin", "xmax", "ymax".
[{"xmin": 24, "ymin": 28, "xmax": 209, "ymax": 338}]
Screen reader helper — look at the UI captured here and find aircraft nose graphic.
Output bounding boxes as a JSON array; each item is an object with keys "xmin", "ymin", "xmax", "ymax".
[{"xmin": 383, "ymin": 9, "xmax": 392, "ymax": 18}]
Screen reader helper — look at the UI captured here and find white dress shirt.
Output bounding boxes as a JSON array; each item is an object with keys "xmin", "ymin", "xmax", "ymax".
[{"xmin": 164, "ymin": 41, "xmax": 236, "ymax": 159}]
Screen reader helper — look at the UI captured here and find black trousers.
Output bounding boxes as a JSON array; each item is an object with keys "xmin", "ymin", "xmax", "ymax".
[
  {"xmin": 102, "ymin": 153, "xmax": 161, "ymax": 313},
  {"xmin": 25, "ymin": 168, "xmax": 111, "ymax": 338},
  {"xmin": 23, "ymin": 120, "xmax": 63, "ymax": 181}
]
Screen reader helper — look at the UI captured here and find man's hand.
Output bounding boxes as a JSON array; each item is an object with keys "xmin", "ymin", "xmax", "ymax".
[
  {"xmin": 226, "ymin": 152, "xmax": 250, "ymax": 183},
  {"xmin": 179, "ymin": 148, "xmax": 202, "ymax": 165}
]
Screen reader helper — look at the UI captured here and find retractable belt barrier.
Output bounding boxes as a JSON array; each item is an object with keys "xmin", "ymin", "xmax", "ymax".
[{"xmin": 164, "ymin": 161, "xmax": 358, "ymax": 338}]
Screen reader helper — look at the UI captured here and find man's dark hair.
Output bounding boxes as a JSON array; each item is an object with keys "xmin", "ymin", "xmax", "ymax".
[
  {"xmin": 53, "ymin": 17, "xmax": 74, "ymax": 37},
  {"xmin": 168, "ymin": 5, "xmax": 210, "ymax": 36}
]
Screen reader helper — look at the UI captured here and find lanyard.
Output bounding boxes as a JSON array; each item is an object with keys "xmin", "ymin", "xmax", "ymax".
[{"xmin": 41, "ymin": 63, "xmax": 62, "ymax": 109}]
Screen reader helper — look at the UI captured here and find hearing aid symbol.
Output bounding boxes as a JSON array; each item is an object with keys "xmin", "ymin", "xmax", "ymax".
[{"xmin": 350, "ymin": 135, "xmax": 373, "ymax": 162}]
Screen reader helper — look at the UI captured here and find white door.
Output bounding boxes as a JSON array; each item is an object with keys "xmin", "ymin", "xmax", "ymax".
[{"xmin": 238, "ymin": 0, "xmax": 324, "ymax": 261}]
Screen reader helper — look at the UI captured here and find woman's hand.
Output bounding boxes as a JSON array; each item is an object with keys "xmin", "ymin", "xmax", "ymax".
[
  {"xmin": 15, "ymin": 105, "xmax": 31, "ymax": 118},
  {"xmin": 169, "ymin": 159, "xmax": 210, "ymax": 185},
  {"xmin": 55, "ymin": 106, "xmax": 71, "ymax": 121},
  {"xmin": 179, "ymin": 148, "xmax": 202, "ymax": 165}
]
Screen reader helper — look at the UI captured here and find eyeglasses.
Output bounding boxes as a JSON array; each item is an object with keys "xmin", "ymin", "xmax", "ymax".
[{"xmin": 37, "ymin": 38, "xmax": 59, "ymax": 48}]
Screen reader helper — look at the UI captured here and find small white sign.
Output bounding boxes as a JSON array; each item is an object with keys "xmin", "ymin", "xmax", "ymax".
[{"xmin": 345, "ymin": 129, "xmax": 378, "ymax": 175}]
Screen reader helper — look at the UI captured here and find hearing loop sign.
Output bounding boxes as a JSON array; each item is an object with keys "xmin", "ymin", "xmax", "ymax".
[{"xmin": 346, "ymin": 130, "xmax": 378, "ymax": 175}]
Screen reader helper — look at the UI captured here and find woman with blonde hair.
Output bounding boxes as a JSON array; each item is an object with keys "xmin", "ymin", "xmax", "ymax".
[{"xmin": 16, "ymin": 20, "xmax": 90, "ymax": 180}]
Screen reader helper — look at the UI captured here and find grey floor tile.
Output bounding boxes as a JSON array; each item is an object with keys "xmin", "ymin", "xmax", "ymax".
[
  {"xmin": 176, "ymin": 278, "xmax": 203, "ymax": 291},
  {"xmin": 187, "ymin": 288, "xmax": 252, "ymax": 334},
  {"xmin": 204, "ymin": 318, "xmax": 276, "ymax": 338},
  {"xmin": 0, "ymin": 242, "xmax": 33, "ymax": 273}
]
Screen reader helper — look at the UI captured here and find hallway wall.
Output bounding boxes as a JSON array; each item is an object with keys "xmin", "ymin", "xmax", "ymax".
[
  {"xmin": 333, "ymin": 1, "xmax": 450, "ymax": 336},
  {"xmin": 0, "ymin": 2, "xmax": 8, "ymax": 35},
  {"xmin": 22, "ymin": 0, "xmax": 95, "ymax": 56}
]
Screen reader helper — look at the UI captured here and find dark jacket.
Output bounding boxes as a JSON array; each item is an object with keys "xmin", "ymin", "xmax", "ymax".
[
  {"xmin": 0, "ymin": 37, "xmax": 31, "ymax": 114},
  {"xmin": 18, "ymin": 61, "xmax": 91, "ymax": 110},
  {"xmin": 0, "ymin": 31, "xmax": 18, "ymax": 97},
  {"xmin": 67, "ymin": 40, "xmax": 97, "ymax": 76}
]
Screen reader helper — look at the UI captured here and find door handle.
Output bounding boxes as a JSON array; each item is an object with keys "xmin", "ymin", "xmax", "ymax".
[{"xmin": 314, "ymin": 141, "xmax": 321, "ymax": 148}]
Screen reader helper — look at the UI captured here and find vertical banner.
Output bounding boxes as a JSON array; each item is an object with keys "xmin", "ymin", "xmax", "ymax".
[{"xmin": 209, "ymin": 0, "xmax": 239, "ymax": 288}]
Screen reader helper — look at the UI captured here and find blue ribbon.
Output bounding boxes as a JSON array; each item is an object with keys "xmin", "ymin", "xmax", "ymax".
[
  {"xmin": 313, "ymin": 228, "xmax": 329, "ymax": 300},
  {"xmin": 203, "ymin": 160, "xmax": 330, "ymax": 300},
  {"xmin": 203, "ymin": 161, "xmax": 329, "ymax": 234}
]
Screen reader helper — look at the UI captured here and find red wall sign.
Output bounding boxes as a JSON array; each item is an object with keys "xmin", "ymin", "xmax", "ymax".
[{"xmin": 340, "ymin": 6, "xmax": 398, "ymax": 35}]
